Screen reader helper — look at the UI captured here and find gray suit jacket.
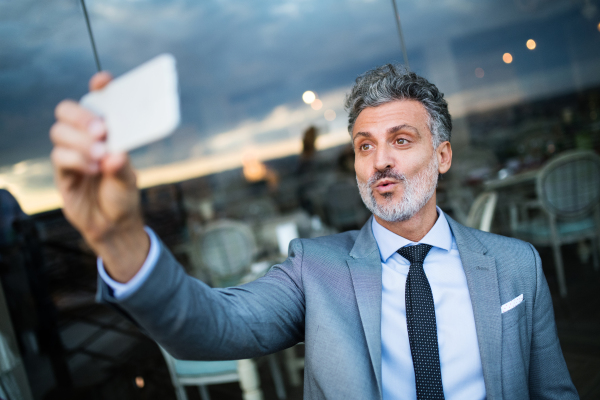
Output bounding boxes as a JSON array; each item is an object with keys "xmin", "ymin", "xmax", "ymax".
[{"xmin": 98, "ymin": 216, "xmax": 578, "ymax": 399}]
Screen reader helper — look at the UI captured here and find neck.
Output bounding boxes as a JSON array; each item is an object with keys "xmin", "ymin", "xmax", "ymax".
[{"xmin": 374, "ymin": 194, "xmax": 439, "ymax": 242}]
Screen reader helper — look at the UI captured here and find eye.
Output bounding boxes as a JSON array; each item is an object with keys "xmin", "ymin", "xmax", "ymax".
[
  {"xmin": 360, "ymin": 143, "xmax": 373, "ymax": 151},
  {"xmin": 396, "ymin": 138, "xmax": 407, "ymax": 145}
]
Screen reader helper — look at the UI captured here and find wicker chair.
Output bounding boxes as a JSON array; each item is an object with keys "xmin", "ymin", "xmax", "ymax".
[
  {"xmin": 510, "ymin": 150, "xmax": 600, "ymax": 297},
  {"xmin": 177, "ymin": 220, "xmax": 287, "ymax": 399}
]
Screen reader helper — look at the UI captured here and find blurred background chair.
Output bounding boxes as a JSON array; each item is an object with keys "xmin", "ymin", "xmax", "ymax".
[
  {"xmin": 227, "ymin": 198, "xmax": 280, "ymax": 223},
  {"xmin": 191, "ymin": 220, "xmax": 258, "ymax": 287},
  {"xmin": 510, "ymin": 150, "xmax": 600, "ymax": 298},
  {"xmin": 160, "ymin": 346, "xmax": 263, "ymax": 400},
  {"xmin": 182, "ymin": 219, "xmax": 288, "ymax": 399},
  {"xmin": 466, "ymin": 191, "xmax": 498, "ymax": 232}
]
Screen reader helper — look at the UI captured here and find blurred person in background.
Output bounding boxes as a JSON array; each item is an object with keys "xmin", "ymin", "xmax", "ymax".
[
  {"xmin": 300, "ymin": 126, "xmax": 318, "ymax": 168},
  {"xmin": 297, "ymin": 126, "xmax": 319, "ymax": 215},
  {"xmin": 49, "ymin": 65, "xmax": 577, "ymax": 399}
]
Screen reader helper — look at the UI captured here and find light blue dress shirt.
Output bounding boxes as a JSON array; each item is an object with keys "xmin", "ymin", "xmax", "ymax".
[
  {"xmin": 97, "ymin": 226, "xmax": 160, "ymax": 298},
  {"xmin": 99, "ymin": 209, "xmax": 486, "ymax": 399},
  {"xmin": 375, "ymin": 208, "xmax": 486, "ymax": 400}
]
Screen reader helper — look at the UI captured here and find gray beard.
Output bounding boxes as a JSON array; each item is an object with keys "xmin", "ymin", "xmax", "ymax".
[{"xmin": 357, "ymin": 156, "xmax": 439, "ymax": 222}]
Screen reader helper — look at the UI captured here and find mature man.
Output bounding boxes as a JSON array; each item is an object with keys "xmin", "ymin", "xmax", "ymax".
[{"xmin": 50, "ymin": 64, "xmax": 578, "ymax": 399}]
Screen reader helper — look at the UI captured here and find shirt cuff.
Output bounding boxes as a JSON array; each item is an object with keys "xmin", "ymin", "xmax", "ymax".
[{"xmin": 97, "ymin": 226, "xmax": 160, "ymax": 299}]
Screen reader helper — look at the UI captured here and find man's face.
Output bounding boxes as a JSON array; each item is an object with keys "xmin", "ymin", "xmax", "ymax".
[{"xmin": 352, "ymin": 99, "xmax": 445, "ymax": 222}]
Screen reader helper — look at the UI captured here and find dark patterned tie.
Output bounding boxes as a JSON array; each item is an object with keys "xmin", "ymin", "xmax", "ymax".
[{"xmin": 398, "ymin": 244, "xmax": 445, "ymax": 400}]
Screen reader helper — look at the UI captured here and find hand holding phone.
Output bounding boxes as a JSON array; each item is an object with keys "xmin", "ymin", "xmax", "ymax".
[
  {"xmin": 80, "ymin": 53, "xmax": 181, "ymax": 153},
  {"xmin": 49, "ymin": 54, "xmax": 180, "ymax": 283}
]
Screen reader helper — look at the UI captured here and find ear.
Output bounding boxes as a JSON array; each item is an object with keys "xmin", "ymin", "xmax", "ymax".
[{"xmin": 437, "ymin": 141, "xmax": 452, "ymax": 174}]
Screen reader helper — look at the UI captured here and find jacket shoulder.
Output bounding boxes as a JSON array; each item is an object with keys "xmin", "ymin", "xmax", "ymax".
[
  {"xmin": 470, "ymin": 228, "xmax": 535, "ymax": 259},
  {"xmin": 298, "ymin": 230, "xmax": 360, "ymax": 257},
  {"xmin": 461, "ymin": 226, "xmax": 539, "ymax": 284},
  {"xmin": 447, "ymin": 215, "xmax": 534, "ymax": 260}
]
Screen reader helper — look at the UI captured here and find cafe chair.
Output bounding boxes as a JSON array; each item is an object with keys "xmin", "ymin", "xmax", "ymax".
[
  {"xmin": 159, "ymin": 346, "xmax": 263, "ymax": 400},
  {"xmin": 185, "ymin": 220, "xmax": 288, "ymax": 399},
  {"xmin": 466, "ymin": 191, "xmax": 498, "ymax": 232},
  {"xmin": 510, "ymin": 150, "xmax": 600, "ymax": 298},
  {"xmin": 192, "ymin": 220, "xmax": 258, "ymax": 287},
  {"xmin": 227, "ymin": 198, "xmax": 279, "ymax": 222}
]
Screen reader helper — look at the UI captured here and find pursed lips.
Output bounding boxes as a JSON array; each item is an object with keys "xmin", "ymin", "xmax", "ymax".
[{"xmin": 373, "ymin": 179, "xmax": 399, "ymax": 193}]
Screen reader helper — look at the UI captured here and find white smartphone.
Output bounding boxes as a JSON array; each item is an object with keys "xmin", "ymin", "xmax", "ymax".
[{"xmin": 80, "ymin": 53, "xmax": 181, "ymax": 153}]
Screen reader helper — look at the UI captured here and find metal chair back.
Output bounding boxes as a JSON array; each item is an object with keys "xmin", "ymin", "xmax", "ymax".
[
  {"xmin": 466, "ymin": 191, "xmax": 498, "ymax": 232},
  {"xmin": 193, "ymin": 220, "xmax": 257, "ymax": 287},
  {"xmin": 159, "ymin": 346, "xmax": 240, "ymax": 400},
  {"xmin": 536, "ymin": 150, "xmax": 600, "ymax": 219}
]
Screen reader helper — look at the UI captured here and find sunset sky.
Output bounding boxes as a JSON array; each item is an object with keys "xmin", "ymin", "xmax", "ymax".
[{"xmin": 1, "ymin": 0, "xmax": 599, "ymax": 213}]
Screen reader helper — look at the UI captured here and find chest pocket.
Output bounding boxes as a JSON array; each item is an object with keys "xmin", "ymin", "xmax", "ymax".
[{"xmin": 501, "ymin": 300, "xmax": 526, "ymax": 329}]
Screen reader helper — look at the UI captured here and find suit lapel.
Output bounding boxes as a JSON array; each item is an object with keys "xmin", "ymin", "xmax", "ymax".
[
  {"xmin": 347, "ymin": 217, "xmax": 383, "ymax": 399},
  {"xmin": 346, "ymin": 216, "xmax": 503, "ymax": 399},
  {"xmin": 447, "ymin": 217, "xmax": 503, "ymax": 400}
]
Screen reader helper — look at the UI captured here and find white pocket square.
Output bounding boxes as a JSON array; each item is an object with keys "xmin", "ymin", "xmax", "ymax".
[{"xmin": 501, "ymin": 294, "xmax": 523, "ymax": 313}]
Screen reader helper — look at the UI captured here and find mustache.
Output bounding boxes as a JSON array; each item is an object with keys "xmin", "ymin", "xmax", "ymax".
[{"xmin": 367, "ymin": 169, "xmax": 406, "ymax": 186}]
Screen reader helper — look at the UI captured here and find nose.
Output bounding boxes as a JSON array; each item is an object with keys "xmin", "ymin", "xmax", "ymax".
[{"xmin": 373, "ymin": 146, "xmax": 395, "ymax": 172}]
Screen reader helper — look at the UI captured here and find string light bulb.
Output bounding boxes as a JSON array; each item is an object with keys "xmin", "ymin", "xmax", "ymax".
[{"xmin": 302, "ymin": 91, "xmax": 316, "ymax": 104}]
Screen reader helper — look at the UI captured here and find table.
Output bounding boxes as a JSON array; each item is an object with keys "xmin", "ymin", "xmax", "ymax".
[{"xmin": 483, "ymin": 169, "xmax": 539, "ymax": 191}]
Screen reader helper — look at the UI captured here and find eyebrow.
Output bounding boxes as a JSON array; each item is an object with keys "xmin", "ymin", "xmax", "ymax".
[
  {"xmin": 352, "ymin": 131, "xmax": 373, "ymax": 144},
  {"xmin": 352, "ymin": 124, "xmax": 421, "ymax": 144},
  {"xmin": 387, "ymin": 124, "xmax": 420, "ymax": 137}
]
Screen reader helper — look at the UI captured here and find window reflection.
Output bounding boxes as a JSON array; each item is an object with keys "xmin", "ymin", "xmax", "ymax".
[{"xmin": 0, "ymin": 0, "xmax": 599, "ymax": 398}]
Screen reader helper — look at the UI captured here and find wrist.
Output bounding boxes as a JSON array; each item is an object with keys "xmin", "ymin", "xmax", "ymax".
[{"xmin": 90, "ymin": 221, "xmax": 150, "ymax": 283}]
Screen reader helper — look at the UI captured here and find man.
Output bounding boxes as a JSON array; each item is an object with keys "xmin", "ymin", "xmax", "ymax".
[{"xmin": 50, "ymin": 64, "xmax": 578, "ymax": 399}]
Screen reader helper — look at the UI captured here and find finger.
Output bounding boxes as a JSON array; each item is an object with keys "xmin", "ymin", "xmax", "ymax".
[
  {"xmin": 50, "ymin": 122, "xmax": 107, "ymax": 160},
  {"xmin": 89, "ymin": 71, "xmax": 113, "ymax": 91},
  {"xmin": 102, "ymin": 152, "xmax": 137, "ymax": 185},
  {"xmin": 54, "ymin": 100, "xmax": 106, "ymax": 140},
  {"xmin": 102, "ymin": 152, "xmax": 128, "ymax": 175},
  {"xmin": 51, "ymin": 147, "xmax": 99, "ymax": 176}
]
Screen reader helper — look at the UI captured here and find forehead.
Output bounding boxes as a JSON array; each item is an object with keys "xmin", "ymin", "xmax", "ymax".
[{"xmin": 352, "ymin": 99, "xmax": 430, "ymax": 138}]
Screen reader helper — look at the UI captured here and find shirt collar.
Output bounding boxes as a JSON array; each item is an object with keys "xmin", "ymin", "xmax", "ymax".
[{"xmin": 371, "ymin": 206, "xmax": 454, "ymax": 262}]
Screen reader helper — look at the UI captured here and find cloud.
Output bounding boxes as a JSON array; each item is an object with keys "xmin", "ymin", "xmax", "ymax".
[
  {"xmin": 0, "ymin": 0, "xmax": 598, "ymax": 214},
  {"xmin": 0, "ymin": 83, "xmax": 350, "ymax": 214}
]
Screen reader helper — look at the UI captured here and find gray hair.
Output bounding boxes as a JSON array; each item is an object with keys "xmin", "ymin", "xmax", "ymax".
[{"xmin": 344, "ymin": 64, "xmax": 452, "ymax": 149}]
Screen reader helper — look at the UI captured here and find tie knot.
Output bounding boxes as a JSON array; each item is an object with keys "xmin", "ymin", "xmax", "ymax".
[{"xmin": 397, "ymin": 244, "xmax": 433, "ymax": 265}]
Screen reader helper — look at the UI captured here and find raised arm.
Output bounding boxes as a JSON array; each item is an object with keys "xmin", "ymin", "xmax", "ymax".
[
  {"xmin": 51, "ymin": 73, "xmax": 306, "ymax": 360},
  {"xmin": 98, "ymin": 236, "xmax": 306, "ymax": 360},
  {"xmin": 50, "ymin": 72, "xmax": 149, "ymax": 283}
]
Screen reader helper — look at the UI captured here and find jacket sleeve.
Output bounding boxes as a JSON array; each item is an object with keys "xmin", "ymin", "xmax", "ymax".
[
  {"xmin": 96, "ymin": 236, "xmax": 306, "ymax": 361},
  {"xmin": 527, "ymin": 243, "xmax": 579, "ymax": 399}
]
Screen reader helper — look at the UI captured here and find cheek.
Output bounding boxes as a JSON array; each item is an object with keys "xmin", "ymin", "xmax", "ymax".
[{"xmin": 354, "ymin": 158, "xmax": 369, "ymax": 183}]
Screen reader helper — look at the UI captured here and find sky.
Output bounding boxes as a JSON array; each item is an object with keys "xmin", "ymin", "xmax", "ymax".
[{"xmin": 1, "ymin": 0, "xmax": 600, "ymax": 213}]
